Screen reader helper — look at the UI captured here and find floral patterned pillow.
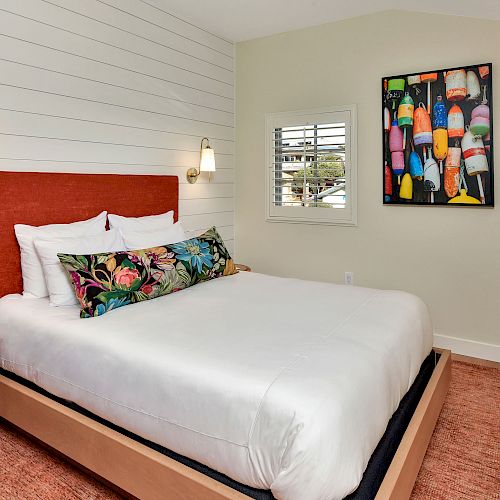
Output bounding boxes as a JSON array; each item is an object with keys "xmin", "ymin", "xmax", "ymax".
[{"xmin": 58, "ymin": 227, "xmax": 237, "ymax": 318}]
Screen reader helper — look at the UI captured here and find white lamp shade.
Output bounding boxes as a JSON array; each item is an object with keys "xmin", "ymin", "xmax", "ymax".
[{"xmin": 200, "ymin": 147, "xmax": 216, "ymax": 172}]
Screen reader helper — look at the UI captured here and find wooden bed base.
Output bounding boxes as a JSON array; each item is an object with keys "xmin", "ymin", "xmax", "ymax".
[
  {"xmin": 374, "ymin": 348, "xmax": 451, "ymax": 500},
  {"xmin": 0, "ymin": 349, "xmax": 451, "ymax": 500}
]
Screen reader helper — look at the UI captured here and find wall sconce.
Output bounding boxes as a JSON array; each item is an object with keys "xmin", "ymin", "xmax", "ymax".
[{"xmin": 187, "ymin": 137, "xmax": 216, "ymax": 184}]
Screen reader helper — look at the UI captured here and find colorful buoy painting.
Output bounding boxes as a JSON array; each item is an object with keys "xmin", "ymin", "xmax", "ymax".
[{"xmin": 383, "ymin": 63, "xmax": 493, "ymax": 206}]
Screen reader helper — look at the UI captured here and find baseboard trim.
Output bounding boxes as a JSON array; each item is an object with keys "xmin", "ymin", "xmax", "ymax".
[{"xmin": 433, "ymin": 334, "xmax": 500, "ymax": 363}]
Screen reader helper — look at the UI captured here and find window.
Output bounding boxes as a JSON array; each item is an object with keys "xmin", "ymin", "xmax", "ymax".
[{"xmin": 265, "ymin": 105, "xmax": 357, "ymax": 225}]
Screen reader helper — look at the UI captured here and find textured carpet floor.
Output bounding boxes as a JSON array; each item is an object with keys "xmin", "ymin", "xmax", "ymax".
[
  {"xmin": 411, "ymin": 360, "xmax": 499, "ymax": 500},
  {"xmin": 0, "ymin": 360, "xmax": 498, "ymax": 499},
  {"xmin": 0, "ymin": 422, "xmax": 123, "ymax": 499}
]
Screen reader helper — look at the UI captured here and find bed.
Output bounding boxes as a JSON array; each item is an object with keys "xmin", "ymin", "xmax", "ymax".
[{"xmin": 0, "ymin": 171, "xmax": 451, "ymax": 500}]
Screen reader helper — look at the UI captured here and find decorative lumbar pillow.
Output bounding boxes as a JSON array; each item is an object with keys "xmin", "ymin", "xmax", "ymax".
[
  {"xmin": 34, "ymin": 229, "xmax": 126, "ymax": 307},
  {"xmin": 108, "ymin": 210, "xmax": 174, "ymax": 232},
  {"xmin": 58, "ymin": 227, "xmax": 237, "ymax": 318},
  {"xmin": 14, "ymin": 211, "xmax": 107, "ymax": 298},
  {"xmin": 120, "ymin": 221, "xmax": 186, "ymax": 250}
]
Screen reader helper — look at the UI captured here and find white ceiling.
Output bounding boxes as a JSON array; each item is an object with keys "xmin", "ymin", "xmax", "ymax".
[{"xmin": 158, "ymin": 0, "xmax": 500, "ymax": 43}]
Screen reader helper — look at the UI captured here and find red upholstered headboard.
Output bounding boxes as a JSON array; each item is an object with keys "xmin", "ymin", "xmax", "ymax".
[{"xmin": 0, "ymin": 171, "xmax": 178, "ymax": 297}]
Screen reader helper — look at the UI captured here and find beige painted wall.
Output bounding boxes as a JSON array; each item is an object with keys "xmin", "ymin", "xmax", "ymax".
[{"xmin": 235, "ymin": 10, "xmax": 500, "ymax": 346}]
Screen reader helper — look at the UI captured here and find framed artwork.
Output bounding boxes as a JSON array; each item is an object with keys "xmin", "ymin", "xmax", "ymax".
[{"xmin": 382, "ymin": 63, "xmax": 493, "ymax": 206}]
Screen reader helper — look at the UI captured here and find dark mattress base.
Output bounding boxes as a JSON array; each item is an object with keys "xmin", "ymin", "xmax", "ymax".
[{"xmin": 1, "ymin": 351, "xmax": 437, "ymax": 500}]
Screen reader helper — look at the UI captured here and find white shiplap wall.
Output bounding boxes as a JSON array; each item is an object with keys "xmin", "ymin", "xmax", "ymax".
[{"xmin": 0, "ymin": 0, "xmax": 235, "ymax": 252}]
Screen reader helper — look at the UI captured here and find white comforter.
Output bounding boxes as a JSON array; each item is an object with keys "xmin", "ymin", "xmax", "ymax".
[{"xmin": 0, "ymin": 272, "xmax": 432, "ymax": 500}]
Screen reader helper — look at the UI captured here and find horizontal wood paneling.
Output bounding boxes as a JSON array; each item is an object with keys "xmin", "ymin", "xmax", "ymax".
[
  {"xmin": 0, "ymin": 107, "xmax": 234, "ymax": 154},
  {"xmin": 0, "ymin": 0, "xmax": 235, "ymax": 248},
  {"xmin": 0, "ymin": 23, "xmax": 233, "ymax": 99},
  {"xmin": 43, "ymin": 0, "xmax": 233, "ymax": 64},
  {"xmin": 180, "ymin": 211, "xmax": 234, "ymax": 231},
  {"xmin": 1, "ymin": 0, "xmax": 233, "ymax": 78},
  {"xmin": 0, "ymin": 35, "xmax": 233, "ymax": 112},
  {"xmin": 0, "ymin": 84, "xmax": 234, "ymax": 141},
  {"xmin": 130, "ymin": 0, "xmax": 232, "ymax": 57},
  {"xmin": 179, "ymin": 198, "xmax": 234, "ymax": 216},
  {"xmin": 184, "ymin": 225, "xmax": 234, "ymax": 241},
  {"xmin": 0, "ymin": 160, "xmax": 235, "ymax": 184},
  {"xmin": 97, "ymin": 0, "xmax": 234, "ymax": 59},
  {"xmin": 0, "ymin": 136, "xmax": 233, "ymax": 169}
]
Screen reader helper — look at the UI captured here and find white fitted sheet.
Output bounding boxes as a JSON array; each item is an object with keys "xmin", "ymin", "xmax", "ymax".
[{"xmin": 0, "ymin": 272, "xmax": 432, "ymax": 500}]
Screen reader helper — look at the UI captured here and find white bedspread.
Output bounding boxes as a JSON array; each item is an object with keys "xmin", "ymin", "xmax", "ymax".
[{"xmin": 0, "ymin": 272, "xmax": 432, "ymax": 500}]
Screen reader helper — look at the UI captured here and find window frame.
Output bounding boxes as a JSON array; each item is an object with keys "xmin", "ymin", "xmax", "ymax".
[{"xmin": 265, "ymin": 105, "xmax": 357, "ymax": 226}]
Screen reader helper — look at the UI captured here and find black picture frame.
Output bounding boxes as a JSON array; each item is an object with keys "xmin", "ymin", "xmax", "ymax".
[{"xmin": 382, "ymin": 63, "xmax": 493, "ymax": 207}]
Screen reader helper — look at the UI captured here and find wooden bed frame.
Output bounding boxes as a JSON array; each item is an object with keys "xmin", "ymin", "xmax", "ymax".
[
  {"xmin": 0, "ymin": 350, "xmax": 451, "ymax": 500},
  {"xmin": 0, "ymin": 171, "xmax": 452, "ymax": 499}
]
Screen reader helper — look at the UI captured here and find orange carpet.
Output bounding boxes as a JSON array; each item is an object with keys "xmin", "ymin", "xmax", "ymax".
[
  {"xmin": 0, "ymin": 360, "xmax": 498, "ymax": 499},
  {"xmin": 0, "ymin": 421, "xmax": 123, "ymax": 499},
  {"xmin": 411, "ymin": 360, "xmax": 500, "ymax": 500}
]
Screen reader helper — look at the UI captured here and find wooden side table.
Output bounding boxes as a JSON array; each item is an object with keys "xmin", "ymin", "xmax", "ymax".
[{"xmin": 235, "ymin": 263, "xmax": 251, "ymax": 272}]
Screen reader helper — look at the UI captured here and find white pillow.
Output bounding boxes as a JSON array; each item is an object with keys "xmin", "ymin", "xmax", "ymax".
[
  {"xmin": 15, "ymin": 211, "xmax": 107, "ymax": 298},
  {"xmin": 34, "ymin": 228, "xmax": 126, "ymax": 307},
  {"xmin": 108, "ymin": 210, "xmax": 174, "ymax": 232},
  {"xmin": 121, "ymin": 222, "xmax": 186, "ymax": 250}
]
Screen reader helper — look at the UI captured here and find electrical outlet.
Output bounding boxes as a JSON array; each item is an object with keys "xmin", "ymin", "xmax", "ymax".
[{"xmin": 345, "ymin": 272, "xmax": 354, "ymax": 285}]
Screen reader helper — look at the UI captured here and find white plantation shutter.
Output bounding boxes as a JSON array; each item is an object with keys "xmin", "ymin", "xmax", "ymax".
[{"xmin": 265, "ymin": 106, "xmax": 357, "ymax": 225}]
